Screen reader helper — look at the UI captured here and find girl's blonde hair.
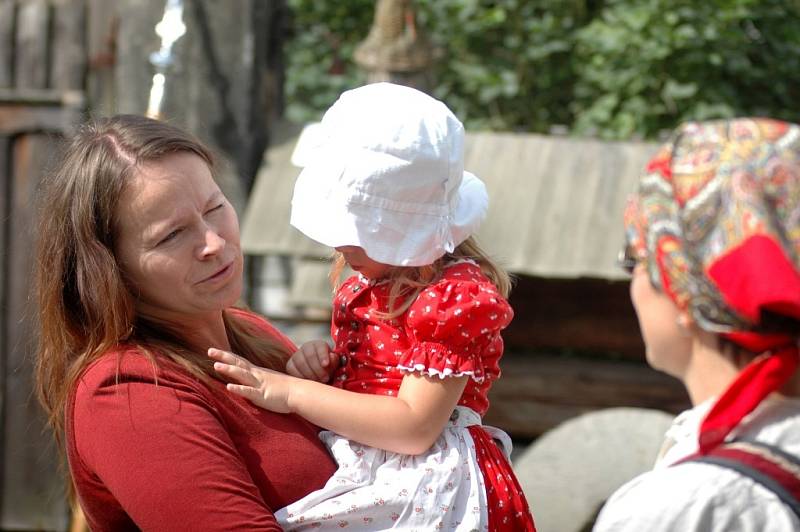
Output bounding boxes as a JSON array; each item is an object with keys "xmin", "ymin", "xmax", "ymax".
[
  {"xmin": 34, "ymin": 114, "xmax": 290, "ymax": 450},
  {"xmin": 329, "ymin": 236, "xmax": 512, "ymax": 318}
]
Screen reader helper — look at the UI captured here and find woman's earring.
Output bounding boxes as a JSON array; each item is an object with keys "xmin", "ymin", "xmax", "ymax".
[{"xmin": 676, "ymin": 313, "xmax": 693, "ymax": 337}]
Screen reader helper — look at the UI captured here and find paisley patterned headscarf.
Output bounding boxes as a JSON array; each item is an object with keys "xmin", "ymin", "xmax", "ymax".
[{"xmin": 624, "ymin": 118, "xmax": 800, "ymax": 453}]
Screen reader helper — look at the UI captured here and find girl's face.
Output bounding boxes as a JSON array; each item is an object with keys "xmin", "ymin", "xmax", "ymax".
[
  {"xmin": 114, "ymin": 152, "xmax": 244, "ymax": 322},
  {"xmin": 335, "ymin": 246, "xmax": 391, "ymax": 280},
  {"xmin": 629, "ymin": 263, "xmax": 692, "ymax": 379}
]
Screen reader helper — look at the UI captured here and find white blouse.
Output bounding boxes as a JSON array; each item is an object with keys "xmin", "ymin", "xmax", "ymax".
[{"xmin": 594, "ymin": 396, "xmax": 800, "ymax": 532}]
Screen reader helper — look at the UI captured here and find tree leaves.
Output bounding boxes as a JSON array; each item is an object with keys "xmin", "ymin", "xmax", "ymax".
[{"xmin": 284, "ymin": 0, "xmax": 800, "ymax": 139}]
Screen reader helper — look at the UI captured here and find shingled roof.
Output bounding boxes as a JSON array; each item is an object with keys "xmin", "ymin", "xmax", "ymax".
[{"xmin": 241, "ymin": 122, "xmax": 658, "ymax": 283}]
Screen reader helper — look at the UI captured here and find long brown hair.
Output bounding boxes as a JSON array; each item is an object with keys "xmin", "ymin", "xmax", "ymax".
[
  {"xmin": 329, "ymin": 236, "xmax": 512, "ymax": 318},
  {"xmin": 34, "ymin": 114, "xmax": 290, "ymax": 448}
]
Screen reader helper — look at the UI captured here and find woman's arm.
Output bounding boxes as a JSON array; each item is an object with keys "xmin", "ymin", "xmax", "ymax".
[{"xmin": 209, "ymin": 348, "xmax": 467, "ymax": 455}]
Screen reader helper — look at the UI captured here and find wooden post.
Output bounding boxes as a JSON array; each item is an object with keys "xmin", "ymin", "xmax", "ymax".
[
  {"xmin": 1, "ymin": 131, "xmax": 68, "ymax": 532},
  {"xmin": 52, "ymin": 0, "xmax": 87, "ymax": 91},
  {"xmin": 0, "ymin": 0, "xmax": 14, "ymax": 88},
  {"xmin": 15, "ymin": 0, "xmax": 50, "ymax": 89},
  {"xmin": 0, "ymin": 135, "xmax": 8, "ymax": 509},
  {"xmin": 85, "ymin": 0, "xmax": 117, "ymax": 116},
  {"xmin": 354, "ymin": 0, "xmax": 438, "ymax": 92},
  {"xmin": 114, "ymin": 0, "xmax": 286, "ymax": 200}
]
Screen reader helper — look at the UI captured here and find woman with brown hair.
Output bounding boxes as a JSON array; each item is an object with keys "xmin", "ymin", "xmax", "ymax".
[
  {"xmin": 594, "ymin": 118, "xmax": 800, "ymax": 531},
  {"xmin": 34, "ymin": 114, "xmax": 336, "ymax": 531}
]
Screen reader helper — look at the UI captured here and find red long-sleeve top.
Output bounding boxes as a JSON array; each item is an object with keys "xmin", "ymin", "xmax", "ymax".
[{"xmin": 67, "ymin": 314, "xmax": 336, "ymax": 531}]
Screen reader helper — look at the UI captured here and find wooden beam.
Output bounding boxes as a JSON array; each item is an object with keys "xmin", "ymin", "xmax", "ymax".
[
  {"xmin": 484, "ymin": 352, "xmax": 690, "ymax": 438},
  {"xmin": 0, "ymin": 87, "xmax": 84, "ymax": 105},
  {"xmin": 0, "ymin": 103, "xmax": 82, "ymax": 135}
]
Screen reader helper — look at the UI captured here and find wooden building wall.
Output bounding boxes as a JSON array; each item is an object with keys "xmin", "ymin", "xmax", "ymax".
[
  {"xmin": 480, "ymin": 275, "xmax": 690, "ymax": 438},
  {"xmin": 0, "ymin": 1, "xmax": 86, "ymax": 529}
]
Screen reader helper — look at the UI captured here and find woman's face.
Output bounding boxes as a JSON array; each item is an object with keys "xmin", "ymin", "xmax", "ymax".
[
  {"xmin": 114, "ymin": 152, "xmax": 243, "ymax": 322},
  {"xmin": 629, "ymin": 264, "xmax": 692, "ymax": 379},
  {"xmin": 335, "ymin": 245, "xmax": 391, "ymax": 280}
]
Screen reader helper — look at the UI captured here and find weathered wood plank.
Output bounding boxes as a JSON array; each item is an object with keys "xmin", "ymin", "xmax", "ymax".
[
  {"xmin": 52, "ymin": 0, "xmax": 87, "ymax": 91},
  {"xmin": 0, "ymin": 103, "xmax": 82, "ymax": 134},
  {"xmin": 1, "ymin": 133, "xmax": 67, "ymax": 530},
  {"xmin": 86, "ymin": 0, "xmax": 117, "ymax": 115},
  {"xmin": 484, "ymin": 352, "xmax": 690, "ymax": 438},
  {"xmin": 0, "ymin": 87, "xmax": 84, "ymax": 105},
  {"xmin": 0, "ymin": 135, "xmax": 9, "ymax": 505},
  {"xmin": 0, "ymin": 0, "xmax": 14, "ymax": 88},
  {"xmin": 14, "ymin": 0, "xmax": 50, "ymax": 89},
  {"xmin": 505, "ymin": 275, "xmax": 646, "ymax": 359},
  {"xmin": 115, "ymin": 0, "xmax": 160, "ymax": 114}
]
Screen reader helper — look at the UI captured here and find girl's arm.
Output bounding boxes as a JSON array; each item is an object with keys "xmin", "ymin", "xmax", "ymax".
[{"xmin": 209, "ymin": 348, "xmax": 467, "ymax": 455}]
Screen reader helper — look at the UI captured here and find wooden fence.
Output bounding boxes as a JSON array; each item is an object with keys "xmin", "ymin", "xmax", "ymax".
[{"xmin": 0, "ymin": 0, "xmax": 87, "ymax": 529}]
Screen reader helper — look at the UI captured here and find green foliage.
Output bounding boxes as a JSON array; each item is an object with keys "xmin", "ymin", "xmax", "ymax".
[
  {"xmin": 283, "ymin": 0, "xmax": 373, "ymax": 123},
  {"xmin": 572, "ymin": 0, "xmax": 800, "ymax": 139},
  {"xmin": 417, "ymin": 0, "xmax": 589, "ymax": 131},
  {"xmin": 285, "ymin": 0, "xmax": 588, "ymax": 132},
  {"xmin": 284, "ymin": 0, "xmax": 800, "ymax": 139}
]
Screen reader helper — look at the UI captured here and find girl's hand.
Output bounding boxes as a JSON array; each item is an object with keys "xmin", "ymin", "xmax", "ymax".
[
  {"xmin": 208, "ymin": 348, "xmax": 295, "ymax": 413},
  {"xmin": 286, "ymin": 340, "xmax": 339, "ymax": 382}
]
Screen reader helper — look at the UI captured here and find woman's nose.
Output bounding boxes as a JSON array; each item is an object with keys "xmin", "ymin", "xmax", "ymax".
[{"xmin": 199, "ymin": 227, "xmax": 226, "ymax": 258}]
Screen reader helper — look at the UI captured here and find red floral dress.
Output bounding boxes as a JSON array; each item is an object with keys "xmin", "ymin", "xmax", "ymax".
[{"xmin": 276, "ymin": 261, "xmax": 535, "ymax": 531}]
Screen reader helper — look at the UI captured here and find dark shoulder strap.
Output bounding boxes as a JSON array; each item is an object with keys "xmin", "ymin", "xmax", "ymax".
[{"xmin": 675, "ymin": 439, "xmax": 800, "ymax": 518}]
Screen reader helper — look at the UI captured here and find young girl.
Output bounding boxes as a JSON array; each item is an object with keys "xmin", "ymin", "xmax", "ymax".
[{"xmin": 209, "ymin": 82, "xmax": 536, "ymax": 531}]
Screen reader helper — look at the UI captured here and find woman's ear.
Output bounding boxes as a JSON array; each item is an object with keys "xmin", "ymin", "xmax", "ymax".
[{"xmin": 676, "ymin": 311, "xmax": 694, "ymax": 337}]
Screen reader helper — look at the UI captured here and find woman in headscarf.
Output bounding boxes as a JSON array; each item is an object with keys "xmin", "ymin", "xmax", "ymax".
[{"xmin": 594, "ymin": 118, "xmax": 800, "ymax": 531}]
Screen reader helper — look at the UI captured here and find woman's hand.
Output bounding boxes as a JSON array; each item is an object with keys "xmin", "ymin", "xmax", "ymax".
[
  {"xmin": 286, "ymin": 340, "xmax": 339, "ymax": 382},
  {"xmin": 208, "ymin": 348, "xmax": 296, "ymax": 413}
]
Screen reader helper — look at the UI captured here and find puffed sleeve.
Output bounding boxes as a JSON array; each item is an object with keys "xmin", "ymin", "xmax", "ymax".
[{"xmin": 398, "ymin": 276, "xmax": 512, "ymax": 382}]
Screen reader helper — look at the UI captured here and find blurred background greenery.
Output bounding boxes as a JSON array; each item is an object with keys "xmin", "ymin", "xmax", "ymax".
[{"xmin": 285, "ymin": 0, "xmax": 800, "ymax": 139}]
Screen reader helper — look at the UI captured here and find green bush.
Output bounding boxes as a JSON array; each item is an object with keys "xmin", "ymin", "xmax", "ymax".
[
  {"xmin": 284, "ymin": 0, "xmax": 800, "ymax": 139},
  {"xmin": 572, "ymin": 0, "xmax": 800, "ymax": 139},
  {"xmin": 285, "ymin": 0, "xmax": 588, "ymax": 132},
  {"xmin": 284, "ymin": 0, "xmax": 373, "ymax": 123}
]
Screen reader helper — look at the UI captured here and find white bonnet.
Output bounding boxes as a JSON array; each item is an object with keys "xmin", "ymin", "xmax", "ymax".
[{"xmin": 290, "ymin": 82, "xmax": 488, "ymax": 266}]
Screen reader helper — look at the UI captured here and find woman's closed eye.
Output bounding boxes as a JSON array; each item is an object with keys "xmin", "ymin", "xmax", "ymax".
[
  {"xmin": 156, "ymin": 227, "xmax": 183, "ymax": 246},
  {"xmin": 205, "ymin": 202, "xmax": 225, "ymax": 215}
]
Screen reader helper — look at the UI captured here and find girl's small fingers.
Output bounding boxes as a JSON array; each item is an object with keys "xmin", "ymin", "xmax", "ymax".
[
  {"xmin": 285, "ymin": 358, "xmax": 303, "ymax": 379},
  {"xmin": 208, "ymin": 348, "xmax": 235, "ymax": 363},
  {"xmin": 329, "ymin": 351, "xmax": 340, "ymax": 368},
  {"xmin": 304, "ymin": 359, "xmax": 327, "ymax": 381},
  {"xmin": 304, "ymin": 354, "xmax": 327, "ymax": 381},
  {"xmin": 315, "ymin": 344, "xmax": 331, "ymax": 367},
  {"xmin": 213, "ymin": 362, "xmax": 258, "ymax": 387},
  {"xmin": 226, "ymin": 383, "xmax": 261, "ymax": 403},
  {"xmin": 290, "ymin": 353, "xmax": 313, "ymax": 377},
  {"xmin": 208, "ymin": 348, "xmax": 249, "ymax": 368}
]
